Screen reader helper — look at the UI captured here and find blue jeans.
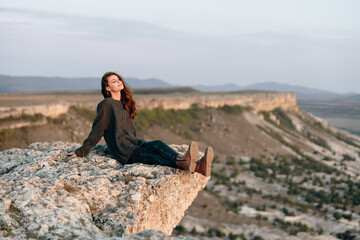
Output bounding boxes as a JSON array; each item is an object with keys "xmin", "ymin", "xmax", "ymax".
[{"xmin": 128, "ymin": 140, "xmax": 179, "ymax": 168}]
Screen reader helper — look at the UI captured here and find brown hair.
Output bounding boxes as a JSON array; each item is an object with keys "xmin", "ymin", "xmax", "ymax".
[{"xmin": 101, "ymin": 72, "xmax": 137, "ymax": 119}]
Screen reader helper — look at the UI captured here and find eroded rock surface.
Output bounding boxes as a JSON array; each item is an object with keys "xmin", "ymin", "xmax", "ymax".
[{"xmin": 0, "ymin": 142, "xmax": 209, "ymax": 239}]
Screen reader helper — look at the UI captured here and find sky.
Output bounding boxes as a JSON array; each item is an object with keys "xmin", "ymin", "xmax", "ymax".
[{"xmin": 0, "ymin": 0, "xmax": 359, "ymax": 93}]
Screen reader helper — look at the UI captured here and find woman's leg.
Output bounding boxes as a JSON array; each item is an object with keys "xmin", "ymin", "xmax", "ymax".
[
  {"xmin": 141, "ymin": 140, "xmax": 198, "ymax": 171},
  {"xmin": 128, "ymin": 140, "xmax": 199, "ymax": 172},
  {"xmin": 141, "ymin": 140, "xmax": 180, "ymax": 164},
  {"xmin": 127, "ymin": 145, "xmax": 177, "ymax": 168}
]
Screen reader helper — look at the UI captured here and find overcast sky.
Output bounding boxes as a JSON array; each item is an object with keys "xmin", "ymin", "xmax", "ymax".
[{"xmin": 0, "ymin": 0, "xmax": 359, "ymax": 93}]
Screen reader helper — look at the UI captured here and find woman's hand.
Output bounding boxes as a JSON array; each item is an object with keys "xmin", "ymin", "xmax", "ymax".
[{"xmin": 65, "ymin": 152, "xmax": 77, "ymax": 159}]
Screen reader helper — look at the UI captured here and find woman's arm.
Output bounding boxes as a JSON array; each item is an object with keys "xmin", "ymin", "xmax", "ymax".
[{"xmin": 74, "ymin": 100, "xmax": 112, "ymax": 157}]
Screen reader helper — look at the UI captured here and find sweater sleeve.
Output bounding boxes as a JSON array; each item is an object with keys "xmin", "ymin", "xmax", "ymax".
[
  {"xmin": 132, "ymin": 119, "xmax": 138, "ymax": 137},
  {"xmin": 75, "ymin": 100, "xmax": 111, "ymax": 157}
]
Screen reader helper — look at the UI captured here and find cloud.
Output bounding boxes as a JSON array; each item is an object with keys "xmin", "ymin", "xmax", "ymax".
[
  {"xmin": 0, "ymin": 7, "xmax": 188, "ymax": 41},
  {"xmin": 0, "ymin": 7, "xmax": 359, "ymax": 93}
]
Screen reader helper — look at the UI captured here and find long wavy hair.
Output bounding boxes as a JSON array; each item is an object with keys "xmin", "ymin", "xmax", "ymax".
[{"xmin": 101, "ymin": 72, "xmax": 137, "ymax": 119}]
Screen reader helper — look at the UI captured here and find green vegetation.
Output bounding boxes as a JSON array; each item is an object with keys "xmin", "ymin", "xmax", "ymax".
[
  {"xmin": 256, "ymin": 125, "xmax": 304, "ymax": 157},
  {"xmin": 217, "ymin": 104, "xmax": 250, "ymax": 115},
  {"xmin": 301, "ymin": 179, "xmax": 360, "ymax": 208},
  {"xmin": 342, "ymin": 154, "xmax": 355, "ymax": 161},
  {"xmin": 302, "ymin": 131, "xmax": 331, "ymax": 150},
  {"xmin": 228, "ymin": 232, "xmax": 247, "ymax": 240},
  {"xmin": 71, "ymin": 106, "xmax": 97, "ymax": 121},
  {"xmin": 174, "ymin": 225, "xmax": 186, "ymax": 233},
  {"xmin": 0, "ymin": 128, "xmax": 15, "ymax": 147},
  {"xmin": 260, "ymin": 111, "xmax": 271, "ymax": 122},
  {"xmin": 180, "ymin": 130, "xmax": 194, "ymax": 140},
  {"xmin": 273, "ymin": 218, "xmax": 315, "ymax": 235},
  {"xmin": 282, "ymin": 207, "xmax": 295, "ymax": 216},
  {"xmin": 226, "ymin": 155, "xmax": 236, "ymax": 165},
  {"xmin": 298, "ymin": 113, "xmax": 360, "ymax": 148},
  {"xmin": 174, "ymin": 225, "xmax": 239, "ymax": 239},
  {"xmin": 263, "ymin": 194, "xmax": 309, "ymax": 213},
  {"xmin": 212, "ymin": 168, "xmax": 233, "ymax": 190},
  {"xmin": 290, "ymin": 156, "xmax": 336, "ymax": 174},
  {"xmin": 272, "ymin": 108, "xmax": 295, "ymax": 130},
  {"xmin": 46, "ymin": 115, "xmax": 66, "ymax": 124},
  {"xmin": 261, "ymin": 108, "xmax": 296, "ymax": 131},
  {"xmin": 249, "ymin": 157, "xmax": 275, "ymax": 180},
  {"xmin": 249, "ymin": 155, "xmax": 336, "ymax": 182},
  {"xmin": 302, "ymin": 117, "xmax": 328, "ymax": 133},
  {"xmin": 69, "ymin": 103, "xmax": 253, "ymax": 137},
  {"xmin": 261, "ymin": 109, "xmax": 334, "ymax": 150},
  {"xmin": 0, "ymin": 113, "xmax": 44, "ymax": 124},
  {"xmin": 135, "ymin": 104, "xmax": 203, "ymax": 132},
  {"xmin": 206, "ymin": 228, "xmax": 226, "ymax": 238},
  {"xmin": 333, "ymin": 212, "xmax": 352, "ymax": 220},
  {"xmin": 256, "ymin": 124, "xmax": 338, "ymax": 176},
  {"xmin": 246, "ymin": 154, "xmax": 359, "ymax": 213},
  {"xmin": 336, "ymin": 230, "xmax": 357, "ymax": 240},
  {"xmin": 262, "ymin": 176, "xmax": 360, "ymax": 211},
  {"xmin": 222, "ymin": 199, "xmax": 243, "ymax": 212},
  {"xmin": 335, "ymin": 133, "xmax": 360, "ymax": 148},
  {"xmin": 244, "ymin": 187, "xmax": 262, "ymax": 197}
]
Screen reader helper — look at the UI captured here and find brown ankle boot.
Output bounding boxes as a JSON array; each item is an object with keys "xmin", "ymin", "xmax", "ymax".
[
  {"xmin": 175, "ymin": 141, "xmax": 198, "ymax": 172},
  {"xmin": 195, "ymin": 147, "xmax": 214, "ymax": 177}
]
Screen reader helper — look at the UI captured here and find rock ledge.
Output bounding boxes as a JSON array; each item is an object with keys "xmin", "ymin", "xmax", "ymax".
[{"xmin": 0, "ymin": 142, "xmax": 209, "ymax": 239}]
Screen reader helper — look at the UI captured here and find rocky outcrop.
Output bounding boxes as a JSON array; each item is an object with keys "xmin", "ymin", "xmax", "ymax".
[
  {"xmin": 0, "ymin": 119, "xmax": 48, "ymax": 130},
  {"xmin": 0, "ymin": 142, "xmax": 209, "ymax": 239},
  {"xmin": 0, "ymin": 92, "xmax": 297, "ymax": 121},
  {"xmin": 0, "ymin": 102, "xmax": 70, "ymax": 119},
  {"xmin": 136, "ymin": 92, "xmax": 298, "ymax": 112}
]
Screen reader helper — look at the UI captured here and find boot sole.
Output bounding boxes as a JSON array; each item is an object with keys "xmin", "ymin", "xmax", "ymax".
[
  {"xmin": 188, "ymin": 141, "xmax": 198, "ymax": 173},
  {"xmin": 204, "ymin": 147, "xmax": 214, "ymax": 177}
]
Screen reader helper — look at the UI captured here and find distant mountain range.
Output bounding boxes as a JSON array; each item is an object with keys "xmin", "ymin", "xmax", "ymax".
[
  {"xmin": 0, "ymin": 75, "xmax": 173, "ymax": 93},
  {"xmin": 194, "ymin": 82, "xmax": 359, "ymax": 100},
  {"xmin": 0, "ymin": 74, "xmax": 358, "ymax": 100}
]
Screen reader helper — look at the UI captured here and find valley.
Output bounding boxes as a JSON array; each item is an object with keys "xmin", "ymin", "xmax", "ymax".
[
  {"xmin": 298, "ymin": 98, "xmax": 360, "ymax": 137},
  {"xmin": 1, "ymin": 91, "xmax": 360, "ymax": 239}
]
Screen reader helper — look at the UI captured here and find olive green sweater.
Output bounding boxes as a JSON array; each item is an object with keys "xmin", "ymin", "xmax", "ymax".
[{"xmin": 75, "ymin": 98, "xmax": 145, "ymax": 164}]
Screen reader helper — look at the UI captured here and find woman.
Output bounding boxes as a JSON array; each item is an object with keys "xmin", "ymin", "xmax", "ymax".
[{"xmin": 66, "ymin": 72, "xmax": 213, "ymax": 176}]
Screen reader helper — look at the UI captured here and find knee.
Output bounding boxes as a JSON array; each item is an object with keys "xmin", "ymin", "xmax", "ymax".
[{"xmin": 152, "ymin": 140, "xmax": 164, "ymax": 145}]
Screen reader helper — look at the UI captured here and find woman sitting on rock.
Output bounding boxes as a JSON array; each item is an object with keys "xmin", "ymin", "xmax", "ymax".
[{"xmin": 66, "ymin": 72, "xmax": 213, "ymax": 176}]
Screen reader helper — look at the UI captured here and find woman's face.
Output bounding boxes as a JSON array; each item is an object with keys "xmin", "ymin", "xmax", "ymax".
[{"xmin": 106, "ymin": 74, "xmax": 124, "ymax": 94}]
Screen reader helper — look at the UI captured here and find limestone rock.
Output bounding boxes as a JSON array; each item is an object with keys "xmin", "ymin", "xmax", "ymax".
[
  {"xmin": 0, "ymin": 92, "xmax": 297, "ymax": 121},
  {"xmin": 0, "ymin": 102, "xmax": 70, "ymax": 119},
  {"xmin": 136, "ymin": 92, "xmax": 298, "ymax": 112},
  {"xmin": 0, "ymin": 142, "xmax": 209, "ymax": 239}
]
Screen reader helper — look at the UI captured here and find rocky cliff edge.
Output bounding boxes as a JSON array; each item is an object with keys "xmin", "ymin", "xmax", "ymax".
[{"xmin": 0, "ymin": 142, "xmax": 209, "ymax": 239}]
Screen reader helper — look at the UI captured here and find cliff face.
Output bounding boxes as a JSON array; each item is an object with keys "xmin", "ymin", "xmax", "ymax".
[
  {"xmin": 136, "ymin": 92, "xmax": 297, "ymax": 112},
  {"xmin": 0, "ymin": 92, "xmax": 297, "ymax": 122},
  {"xmin": 0, "ymin": 102, "xmax": 70, "ymax": 119},
  {"xmin": 0, "ymin": 142, "xmax": 208, "ymax": 239}
]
